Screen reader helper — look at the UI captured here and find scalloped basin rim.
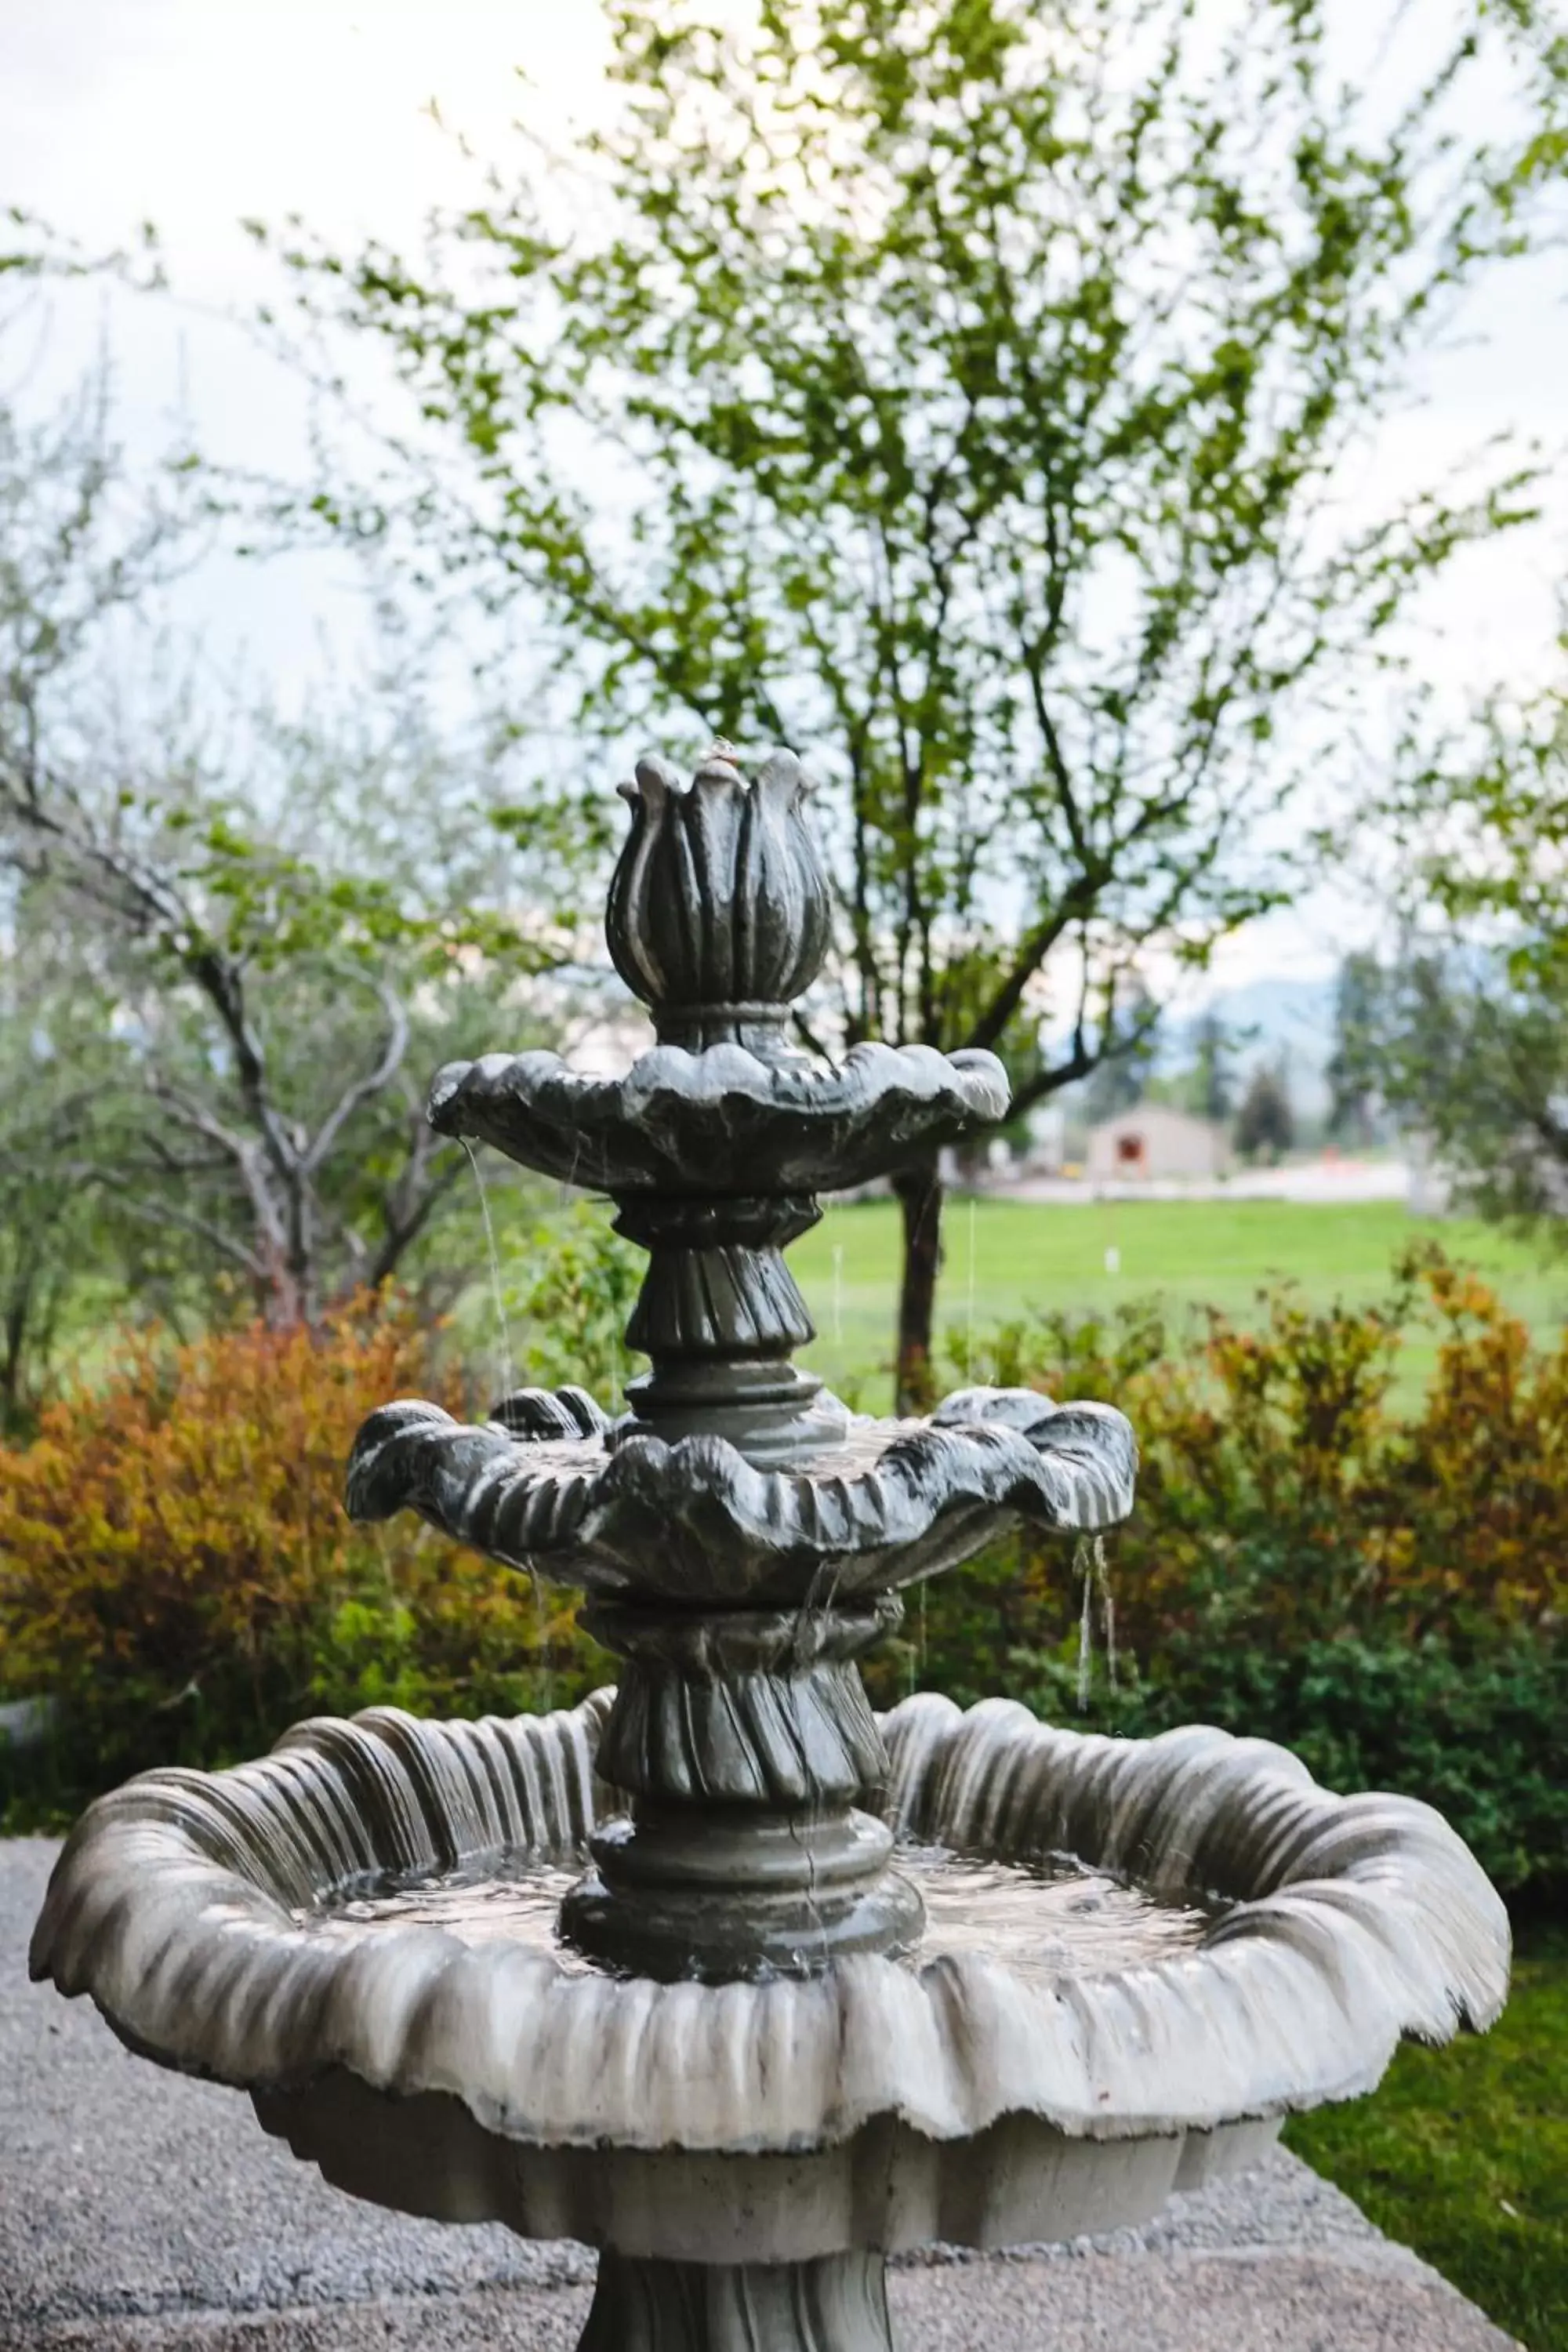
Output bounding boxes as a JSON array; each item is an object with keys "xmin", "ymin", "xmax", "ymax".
[
  {"xmin": 343, "ymin": 1387, "xmax": 1140, "ymax": 1601},
  {"xmin": 31, "ymin": 1692, "xmax": 1508, "ymax": 2163},
  {"xmin": 428, "ymin": 1039, "xmax": 1011, "ymax": 1123},
  {"xmin": 423, "ymin": 1039, "xmax": 1012, "ymax": 1191}
]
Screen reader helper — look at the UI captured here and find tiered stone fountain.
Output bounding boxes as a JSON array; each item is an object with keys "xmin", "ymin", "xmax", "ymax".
[{"xmin": 32, "ymin": 746, "xmax": 1508, "ymax": 2351}]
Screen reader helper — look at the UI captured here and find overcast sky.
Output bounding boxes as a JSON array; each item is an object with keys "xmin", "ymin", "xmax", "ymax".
[
  {"xmin": 3, "ymin": 4, "xmax": 613, "ymax": 684},
  {"xmin": 4, "ymin": 0, "xmax": 1565, "ymax": 1000}
]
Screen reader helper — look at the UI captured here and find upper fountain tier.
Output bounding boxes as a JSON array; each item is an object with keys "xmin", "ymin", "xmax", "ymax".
[{"xmin": 427, "ymin": 744, "xmax": 1010, "ymax": 1196}]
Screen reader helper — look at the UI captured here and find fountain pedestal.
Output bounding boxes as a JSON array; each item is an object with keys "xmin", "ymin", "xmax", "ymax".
[
  {"xmin": 582, "ymin": 2252, "xmax": 891, "ymax": 2352},
  {"xmin": 564, "ymin": 1597, "xmax": 919, "ymax": 1980}
]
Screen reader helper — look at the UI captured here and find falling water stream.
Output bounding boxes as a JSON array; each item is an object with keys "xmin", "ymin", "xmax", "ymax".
[
  {"xmin": 530, "ymin": 1570, "xmax": 555, "ymax": 1714},
  {"xmin": 1074, "ymin": 1531, "xmax": 1119, "ymax": 1711},
  {"xmin": 462, "ymin": 1139, "xmax": 516, "ymax": 1403}
]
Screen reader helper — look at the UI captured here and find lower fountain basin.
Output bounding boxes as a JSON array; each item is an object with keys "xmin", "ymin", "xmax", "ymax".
[
  {"xmin": 252, "ymin": 2072, "xmax": 1279, "ymax": 2260},
  {"xmin": 31, "ymin": 1688, "xmax": 1507, "ymax": 2261}
]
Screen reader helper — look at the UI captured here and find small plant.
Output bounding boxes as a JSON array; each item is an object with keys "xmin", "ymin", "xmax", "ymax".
[{"xmin": 505, "ymin": 1203, "xmax": 644, "ymax": 1406}]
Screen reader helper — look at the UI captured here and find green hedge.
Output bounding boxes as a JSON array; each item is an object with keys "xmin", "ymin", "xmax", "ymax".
[
  {"xmin": 992, "ymin": 1632, "xmax": 1567, "ymax": 1915},
  {"xmin": 5, "ymin": 1243, "xmax": 1566, "ymax": 1915}
]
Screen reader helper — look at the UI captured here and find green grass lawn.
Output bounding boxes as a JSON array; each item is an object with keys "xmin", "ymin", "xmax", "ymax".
[
  {"xmin": 789, "ymin": 1195, "xmax": 1557, "ymax": 1406},
  {"xmin": 1286, "ymin": 1930, "xmax": 1568, "ymax": 2352}
]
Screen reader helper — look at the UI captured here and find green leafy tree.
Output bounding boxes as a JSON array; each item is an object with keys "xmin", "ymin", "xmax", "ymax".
[
  {"xmin": 0, "ymin": 900, "xmax": 129, "ymax": 1431},
  {"xmin": 1375, "ymin": 949, "xmax": 1568, "ymax": 1227},
  {"xmin": 1234, "ymin": 1056, "xmax": 1295, "ymax": 1161},
  {"xmin": 1357, "ymin": 659, "xmax": 1568, "ymax": 1229},
  {"xmin": 506, "ymin": 1202, "xmax": 645, "ymax": 1400},
  {"xmin": 1188, "ymin": 1011, "xmax": 1240, "ymax": 1126},
  {"xmin": 1082, "ymin": 982, "xmax": 1163, "ymax": 1123},
  {"xmin": 0, "ymin": 371, "xmax": 196, "ymax": 1410},
  {"xmin": 1325, "ymin": 952, "xmax": 1383, "ymax": 1144},
  {"xmin": 0, "ymin": 370, "xmax": 591, "ymax": 1335},
  {"xmin": 265, "ymin": 0, "xmax": 1566, "ymax": 1403}
]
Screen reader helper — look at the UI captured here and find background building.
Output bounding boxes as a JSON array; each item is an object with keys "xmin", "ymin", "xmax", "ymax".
[{"xmin": 1085, "ymin": 1105, "xmax": 1232, "ymax": 1182}]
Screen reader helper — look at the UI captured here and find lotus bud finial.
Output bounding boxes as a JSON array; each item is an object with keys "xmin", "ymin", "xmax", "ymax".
[{"xmin": 605, "ymin": 744, "xmax": 831, "ymax": 1059}]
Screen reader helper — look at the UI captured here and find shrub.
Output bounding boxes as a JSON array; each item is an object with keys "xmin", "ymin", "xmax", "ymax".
[
  {"xmin": 899, "ymin": 1247, "xmax": 1568, "ymax": 1910},
  {"xmin": 0, "ymin": 1301, "xmax": 604, "ymax": 1820},
  {"xmin": 985, "ymin": 1633, "xmax": 1568, "ymax": 1915},
  {"xmin": 505, "ymin": 1200, "xmax": 644, "ymax": 1402},
  {"xmin": 6, "ymin": 1240, "xmax": 1565, "ymax": 1911}
]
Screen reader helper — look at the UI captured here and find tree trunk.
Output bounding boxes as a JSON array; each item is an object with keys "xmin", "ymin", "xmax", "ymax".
[
  {"xmin": 1, "ymin": 1242, "xmax": 47, "ymax": 1437},
  {"xmin": 2, "ymin": 1274, "xmax": 31, "ymax": 1434},
  {"xmin": 256, "ymin": 1246, "xmax": 309, "ymax": 1330},
  {"xmin": 891, "ymin": 1152, "xmax": 944, "ymax": 1416}
]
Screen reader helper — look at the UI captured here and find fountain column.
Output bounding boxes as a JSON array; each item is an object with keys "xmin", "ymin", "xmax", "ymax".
[
  {"xmin": 559, "ymin": 742, "xmax": 913, "ymax": 2337},
  {"xmin": 562, "ymin": 1592, "xmax": 918, "ymax": 1979},
  {"xmin": 580, "ymin": 2252, "xmax": 893, "ymax": 2352},
  {"xmin": 556, "ymin": 745, "xmax": 922, "ymax": 1983}
]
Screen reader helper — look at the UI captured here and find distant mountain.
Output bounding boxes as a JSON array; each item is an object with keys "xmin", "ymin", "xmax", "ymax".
[
  {"xmin": 1175, "ymin": 975, "xmax": 1337, "ymax": 1118},
  {"xmin": 1047, "ymin": 970, "xmax": 1341, "ymax": 1124},
  {"xmin": 1181, "ymin": 974, "xmax": 1337, "ymax": 1057}
]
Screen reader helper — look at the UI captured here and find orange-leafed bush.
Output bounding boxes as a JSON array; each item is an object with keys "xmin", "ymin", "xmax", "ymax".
[
  {"xmin": 0, "ymin": 1303, "xmax": 600, "ymax": 1807},
  {"xmin": 929, "ymin": 1245, "xmax": 1568, "ymax": 1674}
]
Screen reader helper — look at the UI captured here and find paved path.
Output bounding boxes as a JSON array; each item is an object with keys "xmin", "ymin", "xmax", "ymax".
[
  {"xmin": 3, "ymin": 1838, "xmax": 1517, "ymax": 2350},
  {"xmin": 996, "ymin": 1160, "xmax": 1414, "ymax": 1207}
]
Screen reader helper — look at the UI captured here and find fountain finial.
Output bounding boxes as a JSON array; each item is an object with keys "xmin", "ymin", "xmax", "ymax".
[{"xmin": 605, "ymin": 745, "xmax": 830, "ymax": 1059}]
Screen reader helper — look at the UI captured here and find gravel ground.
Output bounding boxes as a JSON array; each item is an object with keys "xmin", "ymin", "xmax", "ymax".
[{"xmin": 3, "ymin": 1837, "xmax": 1519, "ymax": 2351}]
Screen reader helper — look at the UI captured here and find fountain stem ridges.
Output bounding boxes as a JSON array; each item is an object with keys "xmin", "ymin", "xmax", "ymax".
[{"xmin": 579, "ymin": 2251, "xmax": 893, "ymax": 2352}]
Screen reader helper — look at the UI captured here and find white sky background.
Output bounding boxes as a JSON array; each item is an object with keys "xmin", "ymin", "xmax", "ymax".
[
  {"xmin": 2, "ymin": 3, "xmax": 615, "ymax": 687},
  {"xmin": 2, "ymin": 0, "xmax": 1565, "ymax": 1005}
]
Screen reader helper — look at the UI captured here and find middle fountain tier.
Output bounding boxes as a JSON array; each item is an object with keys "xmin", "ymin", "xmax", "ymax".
[{"xmin": 347, "ymin": 741, "xmax": 1138, "ymax": 1982}]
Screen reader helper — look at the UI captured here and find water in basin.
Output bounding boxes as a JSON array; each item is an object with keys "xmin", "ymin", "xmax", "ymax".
[
  {"xmin": 290, "ymin": 1858, "xmax": 604, "ymax": 1971},
  {"xmin": 289, "ymin": 1847, "xmax": 1214, "ymax": 1983},
  {"xmin": 904, "ymin": 1849, "xmax": 1215, "ymax": 1981}
]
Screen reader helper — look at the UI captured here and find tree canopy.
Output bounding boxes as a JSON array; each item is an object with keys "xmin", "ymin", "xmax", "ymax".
[
  {"xmin": 259, "ymin": 0, "xmax": 1567, "ymax": 1395},
  {"xmin": 0, "ymin": 362, "xmax": 595, "ymax": 1415},
  {"xmin": 1354, "ymin": 663, "xmax": 1568, "ymax": 1229},
  {"xmin": 1325, "ymin": 953, "xmax": 1382, "ymax": 1145},
  {"xmin": 1234, "ymin": 1057, "xmax": 1295, "ymax": 1161}
]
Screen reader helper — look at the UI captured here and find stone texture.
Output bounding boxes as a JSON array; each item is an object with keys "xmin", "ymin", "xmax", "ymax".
[
  {"xmin": 427, "ymin": 1032, "xmax": 1011, "ymax": 1196},
  {"xmin": 14, "ymin": 2264, "xmax": 1523, "ymax": 2352},
  {"xmin": 344, "ymin": 1387, "xmax": 1138, "ymax": 1606},
  {"xmin": 603, "ymin": 746, "xmax": 832, "ymax": 1061},
  {"xmin": 31, "ymin": 1690, "xmax": 1505, "ymax": 2196},
  {"xmin": 422, "ymin": 747, "xmax": 1020, "ymax": 1476},
  {"xmin": 577, "ymin": 2252, "xmax": 893, "ymax": 2352},
  {"xmin": 5, "ymin": 1838, "xmax": 1520, "ymax": 2351}
]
